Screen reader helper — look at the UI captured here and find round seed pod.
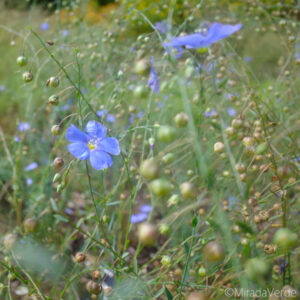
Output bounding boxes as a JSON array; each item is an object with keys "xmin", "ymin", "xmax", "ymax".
[
  {"xmin": 3, "ymin": 234, "xmax": 17, "ymax": 249},
  {"xmin": 157, "ymin": 126, "xmax": 176, "ymax": 143},
  {"xmin": 51, "ymin": 125, "xmax": 61, "ymax": 136},
  {"xmin": 86, "ymin": 280, "xmax": 102, "ymax": 295},
  {"xmin": 186, "ymin": 291, "xmax": 207, "ymax": 300},
  {"xmin": 75, "ymin": 252, "xmax": 86, "ymax": 263},
  {"xmin": 53, "ymin": 157, "xmax": 64, "ymax": 169},
  {"xmin": 16, "ymin": 56, "xmax": 28, "ymax": 67},
  {"xmin": 22, "ymin": 71, "xmax": 34, "ymax": 83},
  {"xmin": 140, "ymin": 159, "xmax": 159, "ymax": 180},
  {"xmin": 245, "ymin": 257, "xmax": 269, "ymax": 279},
  {"xmin": 198, "ymin": 266, "xmax": 207, "ymax": 277},
  {"xmin": 159, "ymin": 223, "xmax": 170, "ymax": 235},
  {"xmin": 162, "ymin": 153, "xmax": 175, "ymax": 164},
  {"xmin": 134, "ymin": 59, "xmax": 151, "ymax": 76},
  {"xmin": 48, "ymin": 95, "xmax": 59, "ymax": 106},
  {"xmin": 24, "ymin": 218, "xmax": 37, "ymax": 233},
  {"xmin": 179, "ymin": 182, "xmax": 196, "ymax": 199},
  {"xmin": 149, "ymin": 179, "xmax": 172, "ymax": 197},
  {"xmin": 273, "ymin": 228, "xmax": 297, "ymax": 250},
  {"xmin": 214, "ymin": 142, "xmax": 225, "ymax": 154},
  {"xmin": 47, "ymin": 76, "xmax": 60, "ymax": 87},
  {"xmin": 174, "ymin": 112, "xmax": 189, "ymax": 128},
  {"xmin": 92, "ymin": 270, "xmax": 101, "ymax": 280},
  {"xmin": 138, "ymin": 223, "xmax": 158, "ymax": 246},
  {"xmin": 203, "ymin": 241, "xmax": 224, "ymax": 262}
]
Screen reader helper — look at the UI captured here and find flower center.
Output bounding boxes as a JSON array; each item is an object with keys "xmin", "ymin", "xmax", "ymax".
[{"xmin": 87, "ymin": 139, "xmax": 97, "ymax": 150}]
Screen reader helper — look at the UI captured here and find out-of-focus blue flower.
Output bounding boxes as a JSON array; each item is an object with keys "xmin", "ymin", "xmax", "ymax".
[
  {"xmin": 293, "ymin": 156, "xmax": 300, "ymax": 162},
  {"xmin": 228, "ymin": 196, "xmax": 235, "ymax": 207},
  {"xmin": 25, "ymin": 162, "xmax": 38, "ymax": 172},
  {"xmin": 26, "ymin": 178, "xmax": 33, "ymax": 186},
  {"xmin": 62, "ymin": 30, "xmax": 69, "ymax": 37},
  {"xmin": 148, "ymin": 57, "xmax": 159, "ymax": 93},
  {"xmin": 18, "ymin": 122, "xmax": 30, "ymax": 132},
  {"xmin": 14, "ymin": 136, "xmax": 21, "ymax": 142},
  {"xmin": 40, "ymin": 22, "xmax": 50, "ymax": 31},
  {"xmin": 204, "ymin": 108, "xmax": 216, "ymax": 117},
  {"xmin": 155, "ymin": 20, "xmax": 171, "ymax": 34},
  {"xmin": 65, "ymin": 120, "xmax": 120, "ymax": 170},
  {"xmin": 164, "ymin": 22, "xmax": 242, "ymax": 53},
  {"xmin": 140, "ymin": 204, "xmax": 152, "ymax": 213},
  {"xmin": 280, "ymin": 258, "xmax": 288, "ymax": 275},
  {"xmin": 0, "ymin": 85, "xmax": 6, "ymax": 91},
  {"xmin": 227, "ymin": 107, "xmax": 237, "ymax": 117},
  {"xmin": 130, "ymin": 213, "xmax": 148, "ymax": 224},
  {"xmin": 244, "ymin": 56, "xmax": 252, "ymax": 62},
  {"xmin": 97, "ymin": 110, "xmax": 116, "ymax": 123}
]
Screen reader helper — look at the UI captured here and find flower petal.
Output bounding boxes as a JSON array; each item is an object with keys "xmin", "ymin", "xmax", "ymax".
[
  {"xmin": 100, "ymin": 137, "xmax": 120, "ymax": 155},
  {"xmin": 85, "ymin": 120, "xmax": 107, "ymax": 138},
  {"xmin": 68, "ymin": 143, "xmax": 89, "ymax": 160},
  {"xmin": 66, "ymin": 124, "xmax": 88, "ymax": 143},
  {"xmin": 89, "ymin": 150, "xmax": 113, "ymax": 170}
]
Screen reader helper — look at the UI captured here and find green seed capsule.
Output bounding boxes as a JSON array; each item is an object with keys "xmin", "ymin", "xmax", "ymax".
[
  {"xmin": 256, "ymin": 142, "xmax": 268, "ymax": 155},
  {"xmin": 203, "ymin": 241, "xmax": 224, "ymax": 262},
  {"xmin": 138, "ymin": 223, "xmax": 158, "ymax": 246},
  {"xmin": 22, "ymin": 71, "xmax": 33, "ymax": 83},
  {"xmin": 157, "ymin": 126, "xmax": 176, "ymax": 143},
  {"xmin": 51, "ymin": 125, "xmax": 61, "ymax": 136},
  {"xmin": 134, "ymin": 59, "xmax": 151, "ymax": 76},
  {"xmin": 47, "ymin": 76, "xmax": 60, "ymax": 88},
  {"xmin": 149, "ymin": 179, "xmax": 172, "ymax": 197},
  {"xmin": 273, "ymin": 228, "xmax": 297, "ymax": 250},
  {"xmin": 140, "ymin": 159, "xmax": 159, "ymax": 180},
  {"xmin": 16, "ymin": 56, "xmax": 28, "ymax": 67},
  {"xmin": 179, "ymin": 182, "xmax": 196, "ymax": 199},
  {"xmin": 24, "ymin": 218, "xmax": 37, "ymax": 233},
  {"xmin": 174, "ymin": 112, "xmax": 189, "ymax": 128},
  {"xmin": 48, "ymin": 95, "xmax": 59, "ymax": 105},
  {"xmin": 245, "ymin": 257, "xmax": 269, "ymax": 279}
]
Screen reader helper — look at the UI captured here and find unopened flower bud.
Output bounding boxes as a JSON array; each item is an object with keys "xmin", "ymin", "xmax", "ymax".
[
  {"xmin": 47, "ymin": 76, "xmax": 60, "ymax": 87},
  {"xmin": 17, "ymin": 56, "xmax": 28, "ymax": 67},
  {"xmin": 48, "ymin": 95, "xmax": 59, "ymax": 105},
  {"xmin": 51, "ymin": 125, "xmax": 61, "ymax": 136},
  {"xmin": 214, "ymin": 142, "xmax": 225, "ymax": 154},
  {"xmin": 53, "ymin": 157, "xmax": 64, "ymax": 169}
]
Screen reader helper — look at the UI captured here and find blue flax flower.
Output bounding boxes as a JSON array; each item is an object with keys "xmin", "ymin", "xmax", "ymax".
[
  {"xmin": 65, "ymin": 120, "xmax": 120, "ymax": 170},
  {"xmin": 18, "ymin": 122, "xmax": 30, "ymax": 132},
  {"xmin": 25, "ymin": 162, "xmax": 38, "ymax": 171},
  {"xmin": 164, "ymin": 22, "xmax": 242, "ymax": 53},
  {"xmin": 148, "ymin": 57, "xmax": 159, "ymax": 93},
  {"xmin": 40, "ymin": 22, "xmax": 50, "ymax": 31},
  {"xmin": 97, "ymin": 110, "xmax": 116, "ymax": 123}
]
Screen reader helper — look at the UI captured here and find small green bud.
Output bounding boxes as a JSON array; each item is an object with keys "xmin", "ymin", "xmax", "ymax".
[
  {"xmin": 167, "ymin": 194, "xmax": 179, "ymax": 206},
  {"xmin": 198, "ymin": 266, "xmax": 207, "ymax": 277},
  {"xmin": 174, "ymin": 112, "xmax": 189, "ymax": 128}
]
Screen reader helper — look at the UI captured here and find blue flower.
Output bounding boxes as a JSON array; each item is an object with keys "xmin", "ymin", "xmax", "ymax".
[
  {"xmin": 130, "ymin": 213, "xmax": 148, "ymax": 224},
  {"xmin": 227, "ymin": 107, "xmax": 237, "ymax": 117},
  {"xmin": 62, "ymin": 30, "xmax": 69, "ymax": 37},
  {"xmin": 140, "ymin": 204, "xmax": 152, "ymax": 213},
  {"xmin": 148, "ymin": 57, "xmax": 159, "ymax": 93},
  {"xmin": 0, "ymin": 85, "xmax": 6, "ymax": 91},
  {"xmin": 204, "ymin": 108, "xmax": 216, "ymax": 117},
  {"xmin": 25, "ymin": 162, "xmax": 38, "ymax": 172},
  {"xmin": 97, "ymin": 110, "xmax": 116, "ymax": 123},
  {"xmin": 26, "ymin": 178, "xmax": 33, "ymax": 186},
  {"xmin": 18, "ymin": 122, "xmax": 30, "ymax": 132},
  {"xmin": 155, "ymin": 20, "xmax": 171, "ymax": 34},
  {"xmin": 65, "ymin": 120, "xmax": 120, "ymax": 170},
  {"xmin": 164, "ymin": 22, "xmax": 242, "ymax": 53},
  {"xmin": 40, "ymin": 22, "xmax": 50, "ymax": 31}
]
